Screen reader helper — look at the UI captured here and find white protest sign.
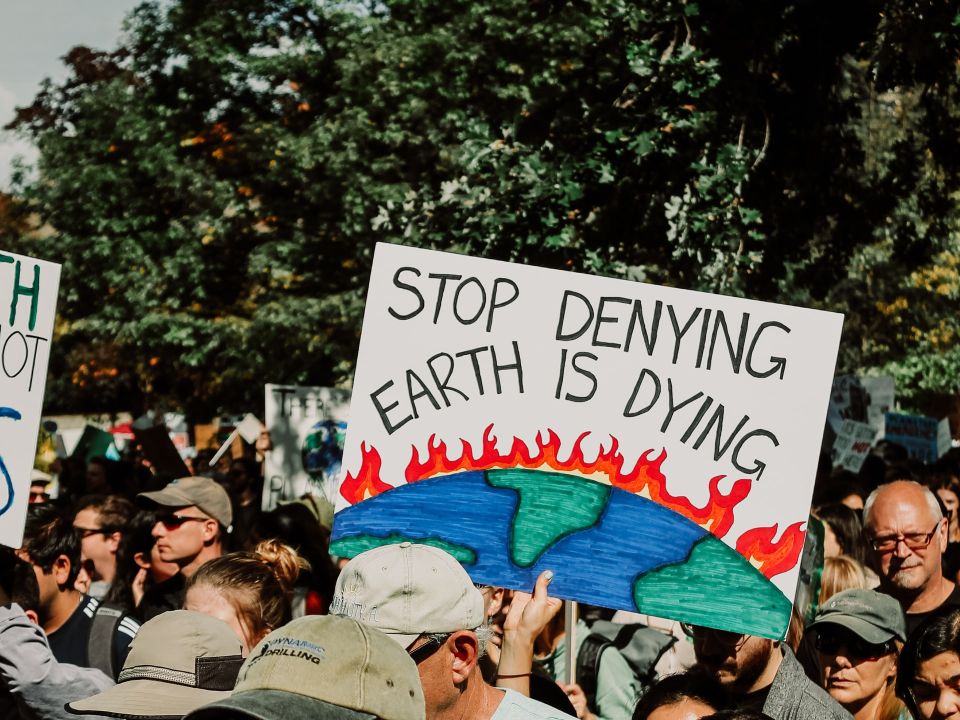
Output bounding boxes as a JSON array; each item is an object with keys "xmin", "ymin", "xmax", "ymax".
[
  {"xmin": 0, "ymin": 250, "xmax": 60, "ymax": 548},
  {"xmin": 831, "ymin": 419, "xmax": 876, "ymax": 472},
  {"xmin": 332, "ymin": 244, "xmax": 843, "ymax": 638},
  {"xmin": 828, "ymin": 375, "xmax": 895, "ymax": 438},
  {"xmin": 263, "ymin": 384, "xmax": 350, "ymax": 511}
]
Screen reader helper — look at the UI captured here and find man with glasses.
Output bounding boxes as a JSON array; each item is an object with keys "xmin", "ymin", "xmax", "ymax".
[
  {"xmin": 18, "ymin": 503, "xmax": 140, "ymax": 679},
  {"xmin": 72, "ymin": 494, "xmax": 136, "ymax": 599},
  {"xmin": 332, "ymin": 542, "xmax": 573, "ymax": 719},
  {"xmin": 863, "ymin": 480, "xmax": 960, "ymax": 633},
  {"xmin": 136, "ymin": 476, "xmax": 233, "ymax": 621},
  {"xmin": 685, "ymin": 621, "xmax": 850, "ymax": 719}
]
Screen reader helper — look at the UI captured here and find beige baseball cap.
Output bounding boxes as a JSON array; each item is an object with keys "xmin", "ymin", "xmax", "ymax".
[
  {"xmin": 185, "ymin": 615, "xmax": 425, "ymax": 720},
  {"xmin": 330, "ymin": 542, "xmax": 484, "ymax": 649},
  {"xmin": 138, "ymin": 476, "xmax": 233, "ymax": 530},
  {"xmin": 66, "ymin": 610, "xmax": 244, "ymax": 718}
]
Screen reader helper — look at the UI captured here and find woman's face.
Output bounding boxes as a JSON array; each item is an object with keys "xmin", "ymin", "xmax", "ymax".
[
  {"xmin": 818, "ymin": 627, "xmax": 896, "ymax": 710},
  {"xmin": 823, "ymin": 521, "xmax": 843, "ymax": 558},
  {"xmin": 184, "ymin": 584, "xmax": 259, "ymax": 656},
  {"xmin": 911, "ymin": 651, "xmax": 960, "ymax": 720},
  {"xmin": 937, "ymin": 489, "xmax": 959, "ymax": 530}
]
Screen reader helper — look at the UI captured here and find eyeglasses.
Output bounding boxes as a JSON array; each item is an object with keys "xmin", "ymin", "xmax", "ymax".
[
  {"xmin": 156, "ymin": 514, "xmax": 209, "ymax": 530},
  {"xmin": 681, "ymin": 623, "xmax": 746, "ymax": 647},
  {"xmin": 815, "ymin": 628, "xmax": 894, "ymax": 660},
  {"xmin": 407, "ymin": 634, "xmax": 448, "ymax": 664},
  {"xmin": 868, "ymin": 524, "xmax": 940, "ymax": 553},
  {"xmin": 73, "ymin": 526, "xmax": 108, "ymax": 539}
]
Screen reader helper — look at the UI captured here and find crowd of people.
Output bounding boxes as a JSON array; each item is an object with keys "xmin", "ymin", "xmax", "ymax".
[{"xmin": 1, "ymin": 440, "xmax": 960, "ymax": 720}]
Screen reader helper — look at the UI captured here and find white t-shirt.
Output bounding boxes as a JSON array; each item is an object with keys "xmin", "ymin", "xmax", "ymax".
[{"xmin": 491, "ymin": 688, "xmax": 576, "ymax": 720}]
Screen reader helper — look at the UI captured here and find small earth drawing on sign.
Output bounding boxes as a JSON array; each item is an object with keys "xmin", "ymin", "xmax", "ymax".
[{"xmin": 301, "ymin": 419, "xmax": 348, "ymax": 485}]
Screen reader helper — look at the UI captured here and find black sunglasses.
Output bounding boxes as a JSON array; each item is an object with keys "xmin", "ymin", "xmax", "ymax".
[
  {"xmin": 156, "ymin": 514, "xmax": 208, "ymax": 530},
  {"xmin": 407, "ymin": 635, "xmax": 448, "ymax": 664},
  {"xmin": 815, "ymin": 628, "xmax": 893, "ymax": 660},
  {"xmin": 681, "ymin": 622, "xmax": 746, "ymax": 646}
]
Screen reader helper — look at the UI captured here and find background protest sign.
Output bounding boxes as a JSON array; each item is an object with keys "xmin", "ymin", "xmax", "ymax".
[
  {"xmin": 885, "ymin": 412, "xmax": 951, "ymax": 464},
  {"xmin": 0, "ymin": 250, "xmax": 60, "ymax": 548},
  {"xmin": 828, "ymin": 375, "xmax": 894, "ymax": 438},
  {"xmin": 331, "ymin": 243, "xmax": 843, "ymax": 639},
  {"xmin": 831, "ymin": 419, "xmax": 876, "ymax": 472},
  {"xmin": 263, "ymin": 384, "xmax": 350, "ymax": 511}
]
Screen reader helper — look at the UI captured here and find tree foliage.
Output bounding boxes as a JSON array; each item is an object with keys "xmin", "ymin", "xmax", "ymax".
[{"xmin": 2, "ymin": 0, "xmax": 958, "ymax": 416}]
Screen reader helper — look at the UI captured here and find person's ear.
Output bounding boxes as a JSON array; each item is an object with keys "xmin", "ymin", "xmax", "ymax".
[
  {"xmin": 201, "ymin": 518, "xmax": 219, "ymax": 543},
  {"xmin": 53, "ymin": 555, "xmax": 71, "ymax": 587},
  {"xmin": 106, "ymin": 531, "xmax": 122, "ymax": 553},
  {"xmin": 24, "ymin": 608, "xmax": 40, "ymax": 625},
  {"xmin": 449, "ymin": 631, "xmax": 480, "ymax": 685},
  {"xmin": 133, "ymin": 551, "xmax": 150, "ymax": 570},
  {"xmin": 939, "ymin": 517, "xmax": 949, "ymax": 550},
  {"xmin": 487, "ymin": 587, "xmax": 506, "ymax": 618}
]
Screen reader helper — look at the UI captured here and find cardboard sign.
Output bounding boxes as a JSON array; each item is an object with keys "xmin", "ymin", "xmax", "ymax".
[
  {"xmin": 133, "ymin": 424, "xmax": 190, "ymax": 478},
  {"xmin": 828, "ymin": 375, "xmax": 894, "ymax": 437},
  {"xmin": 262, "ymin": 384, "xmax": 350, "ymax": 511},
  {"xmin": 885, "ymin": 412, "xmax": 951, "ymax": 464},
  {"xmin": 831, "ymin": 419, "xmax": 876, "ymax": 472},
  {"xmin": 0, "ymin": 250, "xmax": 60, "ymax": 548},
  {"xmin": 330, "ymin": 244, "xmax": 844, "ymax": 639}
]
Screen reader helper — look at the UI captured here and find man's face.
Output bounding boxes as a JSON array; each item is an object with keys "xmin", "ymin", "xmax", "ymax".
[
  {"xmin": 405, "ymin": 631, "xmax": 475, "ymax": 717},
  {"xmin": 73, "ymin": 507, "xmax": 119, "ymax": 582},
  {"xmin": 151, "ymin": 505, "xmax": 211, "ymax": 569},
  {"xmin": 866, "ymin": 484, "xmax": 945, "ymax": 595},
  {"xmin": 692, "ymin": 628, "xmax": 775, "ymax": 693}
]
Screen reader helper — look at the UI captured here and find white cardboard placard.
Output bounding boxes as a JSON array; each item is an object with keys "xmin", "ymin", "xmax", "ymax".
[
  {"xmin": 0, "ymin": 250, "xmax": 60, "ymax": 548},
  {"xmin": 337, "ymin": 243, "xmax": 844, "ymax": 608}
]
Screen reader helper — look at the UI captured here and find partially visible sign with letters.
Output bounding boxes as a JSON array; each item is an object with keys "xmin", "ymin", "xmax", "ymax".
[
  {"xmin": 263, "ymin": 384, "xmax": 350, "ymax": 511},
  {"xmin": 885, "ymin": 412, "xmax": 951, "ymax": 464},
  {"xmin": 831, "ymin": 419, "xmax": 876, "ymax": 472},
  {"xmin": 0, "ymin": 250, "xmax": 60, "ymax": 548}
]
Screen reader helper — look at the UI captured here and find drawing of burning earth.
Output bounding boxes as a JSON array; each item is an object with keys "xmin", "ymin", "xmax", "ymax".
[{"xmin": 331, "ymin": 425, "xmax": 804, "ymax": 639}]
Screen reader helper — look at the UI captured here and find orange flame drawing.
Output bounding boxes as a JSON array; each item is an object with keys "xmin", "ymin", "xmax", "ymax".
[
  {"xmin": 735, "ymin": 522, "xmax": 807, "ymax": 579},
  {"xmin": 401, "ymin": 424, "xmax": 752, "ymax": 538},
  {"xmin": 339, "ymin": 443, "xmax": 393, "ymax": 504}
]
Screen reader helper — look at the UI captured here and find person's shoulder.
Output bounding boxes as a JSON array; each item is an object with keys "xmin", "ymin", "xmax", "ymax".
[
  {"xmin": 492, "ymin": 688, "xmax": 576, "ymax": 720},
  {"xmin": 772, "ymin": 646, "xmax": 852, "ymax": 720}
]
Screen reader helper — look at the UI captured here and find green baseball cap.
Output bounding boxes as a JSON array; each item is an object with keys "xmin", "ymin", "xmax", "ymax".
[
  {"xmin": 808, "ymin": 588, "xmax": 908, "ymax": 643},
  {"xmin": 185, "ymin": 615, "xmax": 425, "ymax": 720}
]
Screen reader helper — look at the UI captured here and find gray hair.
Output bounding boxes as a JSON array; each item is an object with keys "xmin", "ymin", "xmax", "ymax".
[
  {"xmin": 425, "ymin": 622, "xmax": 494, "ymax": 660},
  {"xmin": 862, "ymin": 480, "xmax": 943, "ymax": 529}
]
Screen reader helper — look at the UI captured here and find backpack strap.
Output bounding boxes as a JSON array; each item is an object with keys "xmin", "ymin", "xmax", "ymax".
[
  {"xmin": 87, "ymin": 601, "xmax": 124, "ymax": 678},
  {"xmin": 575, "ymin": 632, "xmax": 613, "ymax": 710}
]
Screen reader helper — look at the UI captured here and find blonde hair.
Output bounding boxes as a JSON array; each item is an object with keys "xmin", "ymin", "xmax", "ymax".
[
  {"xmin": 187, "ymin": 539, "xmax": 309, "ymax": 639},
  {"xmin": 878, "ymin": 640, "xmax": 906, "ymax": 720},
  {"xmin": 819, "ymin": 555, "xmax": 866, "ymax": 605}
]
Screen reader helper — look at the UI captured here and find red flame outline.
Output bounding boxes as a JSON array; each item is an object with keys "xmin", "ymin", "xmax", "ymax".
[
  {"xmin": 340, "ymin": 425, "xmax": 802, "ymax": 574},
  {"xmin": 734, "ymin": 522, "xmax": 807, "ymax": 579}
]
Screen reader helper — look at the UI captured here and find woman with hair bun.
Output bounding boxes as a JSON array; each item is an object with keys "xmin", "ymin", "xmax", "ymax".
[{"xmin": 184, "ymin": 539, "xmax": 308, "ymax": 654}]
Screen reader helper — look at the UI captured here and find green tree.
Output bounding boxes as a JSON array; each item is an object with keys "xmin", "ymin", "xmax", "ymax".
[{"xmin": 4, "ymin": 0, "xmax": 959, "ymax": 416}]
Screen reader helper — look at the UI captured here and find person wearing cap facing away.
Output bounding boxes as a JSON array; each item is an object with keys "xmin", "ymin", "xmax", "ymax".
[
  {"xmin": 136, "ymin": 477, "xmax": 233, "ymax": 621},
  {"xmin": 65, "ymin": 610, "xmax": 244, "ymax": 719},
  {"xmin": 331, "ymin": 542, "xmax": 574, "ymax": 720},
  {"xmin": 183, "ymin": 614, "xmax": 425, "ymax": 720},
  {"xmin": 806, "ymin": 589, "xmax": 908, "ymax": 720}
]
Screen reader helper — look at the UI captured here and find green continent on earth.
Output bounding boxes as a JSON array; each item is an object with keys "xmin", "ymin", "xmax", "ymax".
[
  {"xmin": 633, "ymin": 535, "xmax": 792, "ymax": 639},
  {"xmin": 329, "ymin": 534, "xmax": 477, "ymax": 565},
  {"xmin": 487, "ymin": 469, "xmax": 611, "ymax": 567}
]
